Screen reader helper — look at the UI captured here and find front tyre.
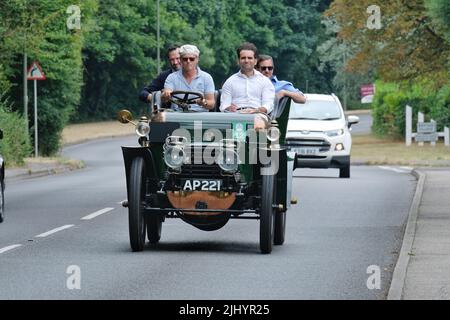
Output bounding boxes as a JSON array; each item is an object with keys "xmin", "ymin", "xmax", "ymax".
[
  {"xmin": 274, "ymin": 211, "xmax": 286, "ymax": 245},
  {"xmin": 146, "ymin": 215, "xmax": 162, "ymax": 244},
  {"xmin": 129, "ymin": 157, "xmax": 146, "ymax": 251},
  {"xmin": 260, "ymin": 174, "xmax": 276, "ymax": 254}
]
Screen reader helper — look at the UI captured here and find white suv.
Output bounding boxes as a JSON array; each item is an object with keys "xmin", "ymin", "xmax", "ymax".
[{"xmin": 285, "ymin": 94, "xmax": 359, "ymax": 178}]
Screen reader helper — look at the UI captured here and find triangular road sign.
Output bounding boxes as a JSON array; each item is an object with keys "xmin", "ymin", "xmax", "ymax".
[{"xmin": 27, "ymin": 61, "xmax": 46, "ymax": 80}]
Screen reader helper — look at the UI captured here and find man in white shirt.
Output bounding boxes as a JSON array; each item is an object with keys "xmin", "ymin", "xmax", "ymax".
[{"xmin": 220, "ymin": 42, "xmax": 275, "ymax": 114}]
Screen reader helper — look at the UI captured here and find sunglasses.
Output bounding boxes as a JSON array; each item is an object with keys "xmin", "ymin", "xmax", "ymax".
[
  {"xmin": 260, "ymin": 66, "xmax": 273, "ymax": 71},
  {"xmin": 182, "ymin": 57, "xmax": 196, "ymax": 62}
]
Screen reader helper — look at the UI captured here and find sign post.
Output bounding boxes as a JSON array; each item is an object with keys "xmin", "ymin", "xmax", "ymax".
[
  {"xmin": 26, "ymin": 61, "xmax": 46, "ymax": 157},
  {"xmin": 405, "ymin": 105, "xmax": 450, "ymax": 147}
]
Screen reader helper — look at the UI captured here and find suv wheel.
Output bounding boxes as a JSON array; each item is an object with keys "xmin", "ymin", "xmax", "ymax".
[{"xmin": 339, "ymin": 164, "xmax": 350, "ymax": 178}]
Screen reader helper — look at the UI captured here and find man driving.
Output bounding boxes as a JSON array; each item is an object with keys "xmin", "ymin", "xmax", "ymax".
[{"xmin": 162, "ymin": 44, "xmax": 215, "ymax": 112}]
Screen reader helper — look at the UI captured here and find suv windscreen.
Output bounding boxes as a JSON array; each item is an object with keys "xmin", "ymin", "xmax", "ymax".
[{"xmin": 289, "ymin": 99, "xmax": 342, "ymax": 120}]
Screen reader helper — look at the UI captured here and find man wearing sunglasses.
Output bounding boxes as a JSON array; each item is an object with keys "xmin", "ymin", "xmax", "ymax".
[
  {"xmin": 139, "ymin": 45, "xmax": 181, "ymax": 104},
  {"xmin": 220, "ymin": 42, "xmax": 275, "ymax": 114},
  {"xmin": 162, "ymin": 44, "xmax": 215, "ymax": 112},
  {"xmin": 256, "ymin": 55, "xmax": 306, "ymax": 104}
]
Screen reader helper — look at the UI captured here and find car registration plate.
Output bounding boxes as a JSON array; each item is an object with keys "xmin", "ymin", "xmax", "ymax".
[
  {"xmin": 182, "ymin": 179, "xmax": 222, "ymax": 191},
  {"xmin": 294, "ymin": 147, "xmax": 320, "ymax": 155}
]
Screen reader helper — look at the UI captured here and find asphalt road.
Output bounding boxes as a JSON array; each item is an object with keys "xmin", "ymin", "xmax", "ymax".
[
  {"xmin": 349, "ymin": 113, "xmax": 372, "ymax": 135},
  {"xmin": 0, "ymin": 135, "xmax": 416, "ymax": 299}
]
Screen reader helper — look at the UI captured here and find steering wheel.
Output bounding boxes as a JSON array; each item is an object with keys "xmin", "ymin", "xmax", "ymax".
[{"xmin": 169, "ymin": 90, "xmax": 204, "ymax": 111}]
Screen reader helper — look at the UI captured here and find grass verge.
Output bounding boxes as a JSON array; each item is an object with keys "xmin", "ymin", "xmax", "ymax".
[
  {"xmin": 61, "ymin": 121, "xmax": 132, "ymax": 146},
  {"xmin": 352, "ymin": 134, "xmax": 450, "ymax": 166}
]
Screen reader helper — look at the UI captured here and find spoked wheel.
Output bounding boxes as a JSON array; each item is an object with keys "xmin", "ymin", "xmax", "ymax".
[
  {"xmin": 146, "ymin": 215, "xmax": 162, "ymax": 244},
  {"xmin": 260, "ymin": 174, "xmax": 276, "ymax": 254},
  {"xmin": 128, "ymin": 157, "xmax": 146, "ymax": 251},
  {"xmin": 274, "ymin": 211, "xmax": 286, "ymax": 245},
  {"xmin": 0, "ymin": 180, "xmax": 4, "ymax": 223}
]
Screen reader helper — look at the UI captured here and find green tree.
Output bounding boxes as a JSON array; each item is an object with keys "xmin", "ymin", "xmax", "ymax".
[
  {"xmin": 164, "ymin": 0, "xmax": 333, "ymax": 92},
  {"xmin": 78, "ymin": 0, "xmax": 211, "ymax": 121},
  {"xmin": 325, "ymin": 0, "xmax": 449, "ymax": 84},
  {"xmin": 318, "ymin": 16, "xmax": 375, "ymax": 109},
  {"xmin": 1, "ymin": 0, "xmax": 95, "ymax": 156},
  {"xmin": 425, "ymin": 0, "xmax": 450, "ymax": 42}
]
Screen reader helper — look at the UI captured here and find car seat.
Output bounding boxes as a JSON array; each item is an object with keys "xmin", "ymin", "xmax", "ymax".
[
  {"xmin": 211, "ymin": 89, "xmax": 221, "ymax": 112},
  {"xmin": 270, "ymin": 96, "xmax": 290, "ymax": 120}
]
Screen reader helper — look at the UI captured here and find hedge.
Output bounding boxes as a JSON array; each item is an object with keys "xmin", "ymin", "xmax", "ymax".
[
  {"xmin": 371, "ymin": 80, "xmax": 450, "ymax": 139},
  {"xmin": 0, "ymin": 102, "xmax": 32, "ymax": 166}
]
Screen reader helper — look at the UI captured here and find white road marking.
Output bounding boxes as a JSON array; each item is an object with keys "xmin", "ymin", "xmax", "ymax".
[
  {"xmin": 81, "ymin": 207, "xmax": 115, "ymax": 220},
  {"xmin": 378, "ymin": 166, "xmax": 410, "ymax": 174},
  {"xmin": 35, "ymin": 225, "xmax": 74, "ymax": 238},
  {"xmin": 0, "ymin": 244, "xmax": 23, "ymax": 254},
  {"xmin": 391, "ymin": 168, "xmax": 408, "ymax": 173}
]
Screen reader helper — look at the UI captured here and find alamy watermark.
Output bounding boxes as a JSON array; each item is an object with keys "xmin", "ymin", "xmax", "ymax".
[
  {"xmin": 366, "ymin": 5, "xmax": 382, "ymax": 30},
  {"xmin": 66, "ymin": 5, "xmax": 81, "ymax": 30},
  {"xmin": 366, "ymin": 265, "xmax": 381, "ymax": 290},
  {"xmin": 66, "ymin": 265, "xmax": 81, "ymax": 290}
]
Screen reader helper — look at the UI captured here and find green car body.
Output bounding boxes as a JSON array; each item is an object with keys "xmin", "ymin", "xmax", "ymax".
[{"xmin": 119, "ymin": 94, "xmax": 295, "ymax": 253}]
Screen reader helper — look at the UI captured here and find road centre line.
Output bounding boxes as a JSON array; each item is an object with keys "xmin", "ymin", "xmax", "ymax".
[
  {"xmin": 81, "ymin": 207, "xmax": 115, "ymax": 220},
  {"xmin": 35, "ymin": 225, "xmax": 74, "ymax": 238},
  {"xmin": 0, "ymin": 244, "xmax": 23, "ymax": 254}
]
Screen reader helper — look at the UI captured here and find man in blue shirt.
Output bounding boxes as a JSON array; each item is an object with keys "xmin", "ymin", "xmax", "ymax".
[
  {"xmin": 162, "ymin": 44, "xmax": 215, "ymax": 112},
  {"xmin": 256, "ymin": 55, "xmax": 306, "ymax": 104}
]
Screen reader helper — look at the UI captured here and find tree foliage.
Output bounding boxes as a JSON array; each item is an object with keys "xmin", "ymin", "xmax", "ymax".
[
  {"xmin": 1, "ymin": 0, "xmax": 97, "ymax": 156},
  {"xmin": 164, "ymin": 0, "xmax": 333, "ymax": 91},
  {"xmin": 1, "ymin": 0, "xmax": 447, "ymax": 157},
  {"xmin": 325, "ymin": 0, "xmax": 450, "ymax": 84}
]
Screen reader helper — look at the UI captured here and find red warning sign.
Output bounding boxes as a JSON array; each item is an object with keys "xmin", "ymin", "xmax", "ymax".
[{"xmin": 27, "ymin": 61, "xmax": 46, "ymax": 80}]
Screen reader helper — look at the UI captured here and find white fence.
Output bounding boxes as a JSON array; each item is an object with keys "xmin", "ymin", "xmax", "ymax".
[{"xmin": 405, "ymin": 105, "xmax": 449, "ymax": 147}]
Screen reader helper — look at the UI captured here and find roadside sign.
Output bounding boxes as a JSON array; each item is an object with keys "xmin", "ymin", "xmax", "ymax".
[
  {"xmin": 360, "ymin": 84, "xmax": 375, "ymax": 104},
  {"xmin": 415, "ymin": 133, "xmax": 438, "ymax": 142},
  {"xmin": 27, "ymin": 61, "xmax": 46, "ymax": 157},
  {"xmin": 27, "ymin": 61, "xmax": 46, "ymax": 81},
  {"xmin": 417, "ymin": 122, "xmax": 436, "ymax": 133},
  {"xmin": 416, "ymin": 122, "xmax": 438, "ymax": 143}
]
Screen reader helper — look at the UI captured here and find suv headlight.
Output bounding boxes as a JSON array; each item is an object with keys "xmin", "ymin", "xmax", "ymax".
[{"xmin": 325, "ymin": 128, "xmax": 344, "ymax": 137}]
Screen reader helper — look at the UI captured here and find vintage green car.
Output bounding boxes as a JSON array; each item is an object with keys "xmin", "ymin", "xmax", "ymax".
[{"xmin": 118, "ymin": 91, "xmax": 295, "ymax": 254}]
